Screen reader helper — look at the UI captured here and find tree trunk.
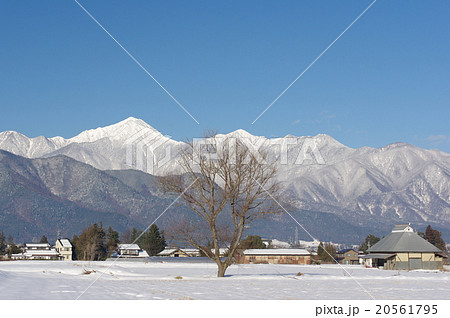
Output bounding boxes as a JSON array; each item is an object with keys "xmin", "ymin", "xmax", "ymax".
[{"xmin": 217, "ymin": 263, "xmax": 227, "ymax": 277}]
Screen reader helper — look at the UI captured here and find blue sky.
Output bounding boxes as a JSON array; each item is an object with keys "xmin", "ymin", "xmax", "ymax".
[{"xmin": 1, "ymin": 0, "xmax": 449, "ymax": 152}]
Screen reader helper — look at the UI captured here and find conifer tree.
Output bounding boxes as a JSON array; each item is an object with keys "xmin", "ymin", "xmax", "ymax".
[
  {"xmin": 72, "ymin": 235, "xmax": 80, "ymax": 260},
  {"xmin": 7, "ymin": 235, "xmax": 13, "ymax": 245},
  {"xmin": 107, "ymin": 226, "xmax": 120, "ymax": 256},
  {"xmin": 140, "ymin": 224, "xmax": 166, "ymax": 256},
  {"xmin": 7, "ymin": 244, "xmax": 21, "ymax": 257},
  {"xmin": 317, "ymin": 242, "xmax": 325, "ymax": 260},
  {"xmin": 40, "ymin": 235, "xmax": 49, "ymax": 244},
  {"xmin": 317, "ymin": 242, "xmax": 337, "ymax": 263},
  {"xmin": 71, "ymin": 223, "xmax": 108, "ymax": 261},
  {"xmin": 424, "ymin": 225, "xmax": 446, "ymax": 252},
  {"xmin": 359, "ymin": 234, "xmax": 381, "ymax": 253},
  {"xmin": 0, "ymin": 231, "xmax": 6, "ymax": 255},
  {"xmin": 130, "ymin": 228, "xmax": 142, "ymax": 243},
  {"xmin": 238, "ymin": 235, "xmax": 266, "ymax": 249}
]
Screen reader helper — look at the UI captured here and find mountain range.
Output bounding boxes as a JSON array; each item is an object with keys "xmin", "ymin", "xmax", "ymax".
[{"xmin": 1, "ymin": 117, "xmax": 449, "ymax": 243}]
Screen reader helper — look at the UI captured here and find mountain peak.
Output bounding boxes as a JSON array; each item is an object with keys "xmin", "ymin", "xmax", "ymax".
[
  {"xmin": 117, "ymin": 117, "xmax": 149, "ymax": 127},
  {"xmin": 229, "ymin": 129, "xmax": 254, "ymax": 137},
  {"xmin": 68, "ymin": 117, "xmax": 157, "ymax": 143}
]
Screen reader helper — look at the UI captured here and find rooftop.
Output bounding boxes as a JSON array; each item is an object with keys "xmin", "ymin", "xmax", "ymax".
[
  {"xmin": 58, "ymin": 239, "xmax": 72, "ymax": 248},
  {"xmin": 118, "ymin": 244, "xmax": 141, "ymax": 250},
  {"xmin": 368, "ymin": 225, "xmax": 442, "ymax": 253},
  {"xmin": 24, "ymin": 249, "xmax": 59, "ymax": 256},
  {"xmin": 243, "ymin": 249, "xmax": 310, "ymax": 256},
  {"xmin": 392, "ymin": 224, "xmax": 413, "ymax": 233}
]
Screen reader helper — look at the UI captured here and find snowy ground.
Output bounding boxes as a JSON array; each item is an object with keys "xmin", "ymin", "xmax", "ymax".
[{"xmin": 0, "ymin": 260, "xmax": 449, "ymax": 300}]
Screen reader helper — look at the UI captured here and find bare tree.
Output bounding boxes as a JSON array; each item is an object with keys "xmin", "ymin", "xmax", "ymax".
[{"xmin": 159, "ymin": 133, "xmax": 279, "ymax": 277}]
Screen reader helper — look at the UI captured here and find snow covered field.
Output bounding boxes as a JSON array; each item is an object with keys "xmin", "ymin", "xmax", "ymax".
[{"xmin": 0, "ymin": 260, "xmax": 449, "ymax": 300}]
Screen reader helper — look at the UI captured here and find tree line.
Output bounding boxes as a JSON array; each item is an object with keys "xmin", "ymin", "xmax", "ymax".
[
  {"xmin": 0, "ymin": 232, "xmax": 22, "ymax": 257},
  {"xmin": 0, "ymin": 223, "xmax": 166, "ymax": 260},
  {"xmin": 71, "ymin": 223, "xmax": 166, "ymax": 261}
]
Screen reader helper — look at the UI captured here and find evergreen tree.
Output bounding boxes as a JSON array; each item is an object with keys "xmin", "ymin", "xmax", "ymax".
[
  {"xmin": 140, "ymin": 224, "xmax": 166, "ymax": 256},
  {"xmin": 0, "ymin": 231, "xmax": 7, "ymax": 255},
  {"xmin": 71, "ymin": 223, "xmax": 108, "ymax": 261},
  {"xmin": 7, "ymin": 235, "xmax": 14, "ymax": 245},
  {"xmin": 317, "ymin": 242, "xmax": 337, "ymax": 263},
  {"xmin": 40, "ymin": 235, "xmax": 49, "ymax": 244},
  {"xmin": 359, "ymin": 234, "xmax": 381, "ymax": 253},
  {"xmin": 317, "ymin": 242, "xmax": 325, "ymax": 260},
  {"xmin": 72, "ymin": 235, "xmax": 80, "ymax": 260},
  {"xmin": 7, "ymin": 244, "xmax": 21, "ymax": 257},
  {"xmin": 130, "ymin": 228, "xmax": 140, "ymax": 243},
  {"xmin": 238, "ymin": 235, "xmax": 266, "ymax": 249},
  {"xmin": 424, "ymin": 225, "xmax": 446, "ymax": 252},
  {"xmin": 107, "ymin": 226, "xmax": 120, "ymax": 256},
  {"xmin": 324, "ymin": 244, "xmax": 337, "ymax": 262}
]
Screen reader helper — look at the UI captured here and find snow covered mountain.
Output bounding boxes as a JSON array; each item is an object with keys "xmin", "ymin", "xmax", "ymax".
[
  {"xmin": 0, "ymin": 117, "xmax": 183, "ymax": 173},
  {"xmin": 1, "ymin": 117, "xmax": 449, "ymax": 231}
]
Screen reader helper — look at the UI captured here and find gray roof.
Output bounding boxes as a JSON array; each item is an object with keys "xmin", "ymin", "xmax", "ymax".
[
  {"xmin": 367, "ymin": 231, "xmax": 442, "ymax": 253},
  {"xmin": 392, "ymin": 224, "xmax": 411, "ymax": 232},
  {"xmin": 361, "ymin": 253, "xmax": 396, "ymax": 259}
]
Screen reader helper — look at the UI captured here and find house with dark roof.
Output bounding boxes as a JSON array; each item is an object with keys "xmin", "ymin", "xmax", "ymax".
[
  {"xmin": 363, "ymin": 224, "xmax": 446, "ymax": 270},
  {"xmin": 336, "ymin": 248, "xmax": 359, "ymax": 265}
]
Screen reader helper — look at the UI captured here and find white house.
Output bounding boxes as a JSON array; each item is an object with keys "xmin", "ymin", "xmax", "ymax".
[{"xmin": 55, "ymin": 239, "xmax": 73, "ymax": 261}]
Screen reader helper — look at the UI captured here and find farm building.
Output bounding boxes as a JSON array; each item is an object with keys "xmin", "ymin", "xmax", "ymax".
[
  {"xmin": 157, "ymin": 248, "xmax": 192, "ymax": 257},
  {"xmin": 115, "ymin": 244, "xmax": 149, "ymax": 258},
  {"xmin": 157, "ymin": 247, "xmax": 228, "ymax": 257},
  {"xmin": 237, "ymin": 249, "xmax": 311, "ymax": 264},
  {"xmin": 157, "ymin": 248, "xmax": 201, "ymax": 257},
  {"xmin": 363, "ymin": 224, "xmax": 446, "ymax": 270}
]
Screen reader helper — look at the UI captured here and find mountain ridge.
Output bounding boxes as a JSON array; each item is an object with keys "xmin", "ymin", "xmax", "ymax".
[
  {"xmin": 1, "ymin": 118, "xmax": 449, "ymax": 237},
  {"xmin": 0, "ymin": 149, "xmax": 381, "ymax": 243}
]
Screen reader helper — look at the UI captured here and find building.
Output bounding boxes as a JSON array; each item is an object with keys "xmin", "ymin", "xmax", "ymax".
[
  {"xmin": 25, "ymin": 243, "xmax": 51, "ymax": 250},
  {"xmin": 157, "ymin": 248, "xmax": 190, "ymax": 257},
  {"xmin": 55, "ymin": 239, "xmax": 73, "ymax": 261},
  {"xmin": 115, "ymin": 244, "xmax": 149, "ymax": 258},
  {"xmin": 336, "ymin": 249, "xmax": 359, "ymax": 265},
  {"xmin": 237, "ymin": 249, "xmax": 311, "ymax": 264},
  {"xmin": 157, "ymin": 248, "xmax": 200, "ymax": 257},
  {"xmin": 157, "ymin": 247, "xmax": 227, "ymax": 257},
  {"xmin": 363, "ymin": 224, "xmax": 447, "ymax": 270},
  {"xmin": 12, "ymin": 243, "xmax": 61, "ymax": 260}
]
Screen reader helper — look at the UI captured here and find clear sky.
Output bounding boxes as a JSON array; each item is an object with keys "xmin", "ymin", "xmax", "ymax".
[{"xmin": 1, "ymin": 0, "xmax": 449, "ymax": 152}]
